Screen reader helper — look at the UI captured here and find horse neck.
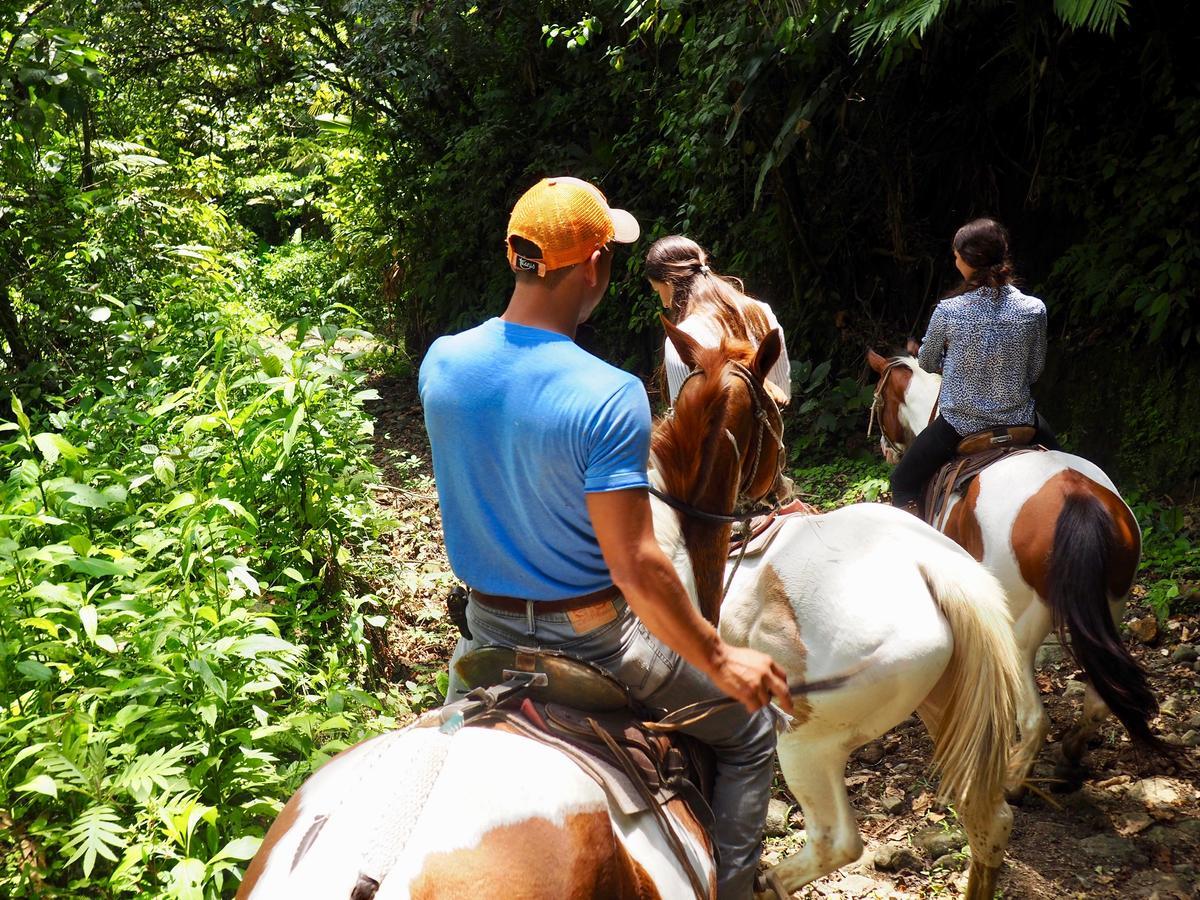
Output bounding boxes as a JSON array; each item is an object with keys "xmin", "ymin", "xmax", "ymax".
[
  {"xmin": 899, "ymin": 362, "xmax": 942, "ymax": 438},
  {"xmin": 647, "ymin": 465, "xmax": 734, "ymax": 625},
  {"xmin": 648, "ymin": 466, "xmax": 698, "ymax": 600},
  {"xmin": 648, "ymin": 438, "xmax": 737, "ymax": 625}
]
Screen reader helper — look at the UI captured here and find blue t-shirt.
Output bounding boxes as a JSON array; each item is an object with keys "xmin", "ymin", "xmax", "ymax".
[{"xmin": 418, "ymin": 317, "xmax": 651, "ymax": 600}]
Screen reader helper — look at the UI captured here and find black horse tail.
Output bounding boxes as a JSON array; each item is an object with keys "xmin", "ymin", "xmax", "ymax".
[{"xmin": 1049, "ymin": 493, "xmax": 1166, "ymax": 751}]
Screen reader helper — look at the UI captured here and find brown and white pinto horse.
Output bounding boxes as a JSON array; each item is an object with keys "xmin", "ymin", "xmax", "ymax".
[
  {"xmin": 656, "ymin": 323, "xmax": 1021, "ymax": 899},
  {"xmin": 866, "ymin": 348, "xmax": 1163, "ymax": 796},
  {"xmin": 235, "ymin": 332, "xmax": 1022, "ymax": 900}
]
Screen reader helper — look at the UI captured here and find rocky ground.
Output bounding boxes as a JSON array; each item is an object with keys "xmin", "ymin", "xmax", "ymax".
[{"xmin": 366, "ymin": 376, "xmax": 1200, "ymax": 898}]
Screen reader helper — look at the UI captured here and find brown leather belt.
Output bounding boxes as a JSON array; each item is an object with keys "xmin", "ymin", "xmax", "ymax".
[{"xmin": 471, "ymin": 584, "xmax": 621, "ymax": 615}]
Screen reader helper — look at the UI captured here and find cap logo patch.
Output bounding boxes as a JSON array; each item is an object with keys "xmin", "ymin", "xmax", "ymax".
[{"xmin": 515, "ymin": 256, "xmax": 539, "ymax": 272}]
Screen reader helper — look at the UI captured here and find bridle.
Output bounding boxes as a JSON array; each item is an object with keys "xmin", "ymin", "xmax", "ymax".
[
  {"xmin": 649, "ymin": 357, "xmax": 786, "ymax": 604},
  {"xmin": 649, "ymin": 359, "xmax": 786, "ymax": 525},
  {"xmin": 868, "ymin": 357, "xmax": 939, "ymax": 459}
]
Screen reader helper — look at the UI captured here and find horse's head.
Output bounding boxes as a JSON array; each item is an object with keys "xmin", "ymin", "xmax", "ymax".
[
  {"xmin": 652, "ymin": 316, "xmax": 785, "ymax": 623},
  {"xmin": 866, "ymin": 346, "xmax": 941, "ymax": 464}
]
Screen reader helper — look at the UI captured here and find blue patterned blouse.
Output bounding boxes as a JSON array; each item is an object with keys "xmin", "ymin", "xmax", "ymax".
[{"xmin": 917, "ymin": 284, "xmax": 1047, "ymax": 435}]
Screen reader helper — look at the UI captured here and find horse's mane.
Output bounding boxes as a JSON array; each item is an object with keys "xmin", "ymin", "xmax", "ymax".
[{"xmin": 652, "ymin": 339, "xmax": 755, "ymax": 501}]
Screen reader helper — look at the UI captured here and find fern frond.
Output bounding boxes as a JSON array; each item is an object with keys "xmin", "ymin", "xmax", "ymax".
[
  {"xmin": 1054, "ymin": 0, "xmax": 1131, "ymax": 35},
  {"xmin": 850, "ymin": 0, "xmax": 951, "ymax": 58},
  {"xmin": 65, "ymin": 805, "xmax": 127, "ymax": 877},
  {"xmin": 115, "ymin": 744, "xmax": 195, "ymax": 801}
]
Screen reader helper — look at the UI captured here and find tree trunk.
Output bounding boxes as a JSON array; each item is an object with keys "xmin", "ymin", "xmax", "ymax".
[
  {"xmin": 0, "ymin": 281, "xmax": 35, "ymax": 372},
  {"xmin": 80, "ymin": 96, "xmax": 95, "ymax": 189}
]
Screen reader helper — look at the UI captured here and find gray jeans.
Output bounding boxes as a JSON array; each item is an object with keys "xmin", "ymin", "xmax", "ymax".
[{"xmin": 446, "ymin": 594, "xmax": 776, "ymax": 900}]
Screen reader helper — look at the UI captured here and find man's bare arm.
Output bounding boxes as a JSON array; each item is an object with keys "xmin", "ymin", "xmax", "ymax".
[{"xmin": 587, "ymin": 487, "xmax": 792, "ymax": 714}]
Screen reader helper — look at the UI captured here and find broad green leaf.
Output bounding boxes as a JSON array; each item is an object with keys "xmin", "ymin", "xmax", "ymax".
[
  {"xmin": 161, "ymin": 492, "xmax": 197, "ymax": 516},
  {"xmin": 88, "ymin": 306, "xmax": 112, "ymax": 322},
  {"xmin": 95, "ymin": 634, "xmax": 119, "ymax": 653},
  {"xmin": 168, "ymin": 857, "xmax": 205, "ymax": 900},
  {"xmin": 67, "ymin": 556, "xmax": 138, "ymax": 577},
  {"xmin": 213, "ymin": 835, "xmax": 262, "ymax": 862},
  {"xmin": 16, "ymin": 774, "xmax": 58, "ymax": 798},
  {"xmin": 28, "ymin": 579, "xmax": 81, "ymax": 603},
  {"xmin": 153, "ymin": 455, "xmax": 176, "ymax": 486},
  {"xmin": 16, "ymin": 659, "xmax": 53, "ymax": 682},
  {"xmin": 32, "ymin": 432, "xmax": 81, "ymax": 465},
  {"xmin": 79, "ymin": 605, "xmax": 98, "ymax": 641},
  {"xmin": 11, "ymin": 394, "xmax": 30, "ymax": 433},
  {"xmin": 20, "ymin": 617, "xmax": 60, "ymax": 637},
  {"xmin": 228, "ymin": 635, "xmax": 296, "ymax": 658},
  {"xmin": 211, "ymin": 497, "xmax": 255, "ymax": 524},
  {"xmin": 56, "ymin": 481, "xmax": 113, "ymax": 509}
]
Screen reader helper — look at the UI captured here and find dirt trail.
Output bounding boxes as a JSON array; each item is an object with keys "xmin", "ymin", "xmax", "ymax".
[{"xmin": 368, "ymin": 375, "xmax": 1200, "ymax": 898}]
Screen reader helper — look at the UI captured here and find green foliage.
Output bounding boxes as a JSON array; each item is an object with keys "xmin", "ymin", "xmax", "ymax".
[
  {"xmin": 0, "ymin": 277, "xmax": 395, "ymax": 894},
  {"xmin": 786, "ymin": 359, "xmax": 876, "ymax": 456},
  {"xmin": 791, "ymin": 458, "xmax": 893, "ymax": 509},
  {"xmin": 1128, "ymin": 493, "xmax": 1199, "ymax": 621},
  {"xmin": 1046, "ymin": 91, "xmax": 1200, "ymax": 345}
]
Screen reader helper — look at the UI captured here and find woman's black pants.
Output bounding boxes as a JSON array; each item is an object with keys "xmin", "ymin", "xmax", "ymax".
[{"xmin": 889, "ymin": 413, "xmax": 1061, "ymax": 508}]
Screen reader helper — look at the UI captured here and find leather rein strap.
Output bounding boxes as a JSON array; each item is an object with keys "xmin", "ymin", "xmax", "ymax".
[{"xmin": 585, "ymin": 719, "xmax": 711, "ymax": 900}]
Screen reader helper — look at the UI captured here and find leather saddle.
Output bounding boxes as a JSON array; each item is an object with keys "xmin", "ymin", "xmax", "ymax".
[
  {"xmin": 448, "ymin": 644, "xmax": 714, "ymax": 822},
  {"xmin": 434, "ymin": 645, "xmax": 716, "ymax": 897},
  {"xmin": 922, "ymin": 425, "xmax": 1046, "ymax": 525}
]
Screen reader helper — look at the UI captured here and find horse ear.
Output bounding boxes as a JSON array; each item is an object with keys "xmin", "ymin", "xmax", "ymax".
[
  {"xmin": 752, "ymin": 328, "xmax": 782, "ymax": 381},
  {"xmin": 662, "ymin": 314, "xmax": 704, "ymax": 371},
  {"xmin": 906, "ymin": 337, "xmax": 920, "ymax": 357},
  {"xmin": 866, "ymin": 348, "xmax": 889, "ymax": 374}
]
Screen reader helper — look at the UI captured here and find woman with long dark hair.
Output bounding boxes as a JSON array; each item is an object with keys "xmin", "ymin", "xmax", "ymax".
[
  {"xmin": 645, "ymin": 235, "xmax": 791, "ymax": 406},
  {"xmin": 890, "ymin": 218, "xmax": 1061, "ymax": 511}
]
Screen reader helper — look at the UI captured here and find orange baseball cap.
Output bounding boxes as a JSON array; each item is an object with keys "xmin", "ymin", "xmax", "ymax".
[{"xmin": 506, "ymin": 177, "xmax": 640, "ymax": 276}]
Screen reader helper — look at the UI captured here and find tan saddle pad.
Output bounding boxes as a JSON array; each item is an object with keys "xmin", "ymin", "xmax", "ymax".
[{"xmin": 728, "ymin": 498, "xmax": 819, "ymax": 559}]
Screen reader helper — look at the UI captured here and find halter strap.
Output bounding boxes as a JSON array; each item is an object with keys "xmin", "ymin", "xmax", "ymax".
[{"xmin": 869, "ymin": 357, "xmax": 938, "ymax": 458}]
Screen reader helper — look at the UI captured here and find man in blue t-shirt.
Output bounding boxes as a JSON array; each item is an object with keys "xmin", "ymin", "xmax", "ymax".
[{"xmin": 419, "ymin": 176, "xmax": 790, "ymax": 899}]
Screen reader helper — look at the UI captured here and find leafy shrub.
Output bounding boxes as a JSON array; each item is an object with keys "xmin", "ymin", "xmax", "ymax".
[
  {"xmin": 791, "ymin": 458, "xmax": 892, "ymax": 509},
  {"xmin": 786, "ymin": 358, "xmax": 877, "ymax": 457},
  {"xmin": 254, "ymin": 241, "xmax": 376, "ymax": 326},
  {"xmin": 1128, "ymin": 492, "xmax": 1200, "ymax": 621},
  {"xmin": 0, "ymin": 286, "xmax": 395, "ymax": 896}
]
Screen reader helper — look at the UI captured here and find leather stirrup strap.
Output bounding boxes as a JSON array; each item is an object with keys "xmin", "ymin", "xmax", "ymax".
[{"xmin": 586, "ymin": 719, "xmax": 710, "ymax": 900}]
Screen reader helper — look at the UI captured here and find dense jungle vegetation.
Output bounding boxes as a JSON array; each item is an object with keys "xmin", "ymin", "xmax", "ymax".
[{"xmin": 2, "ymin": 0, "xmax": 1198, "ymax": 896}]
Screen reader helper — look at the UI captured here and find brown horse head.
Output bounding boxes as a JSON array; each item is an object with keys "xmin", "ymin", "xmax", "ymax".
[
  {"xmin": 867, "ymin": 348, "xmax": 919, "ymax": 461},
  {"xmin": 653, "ymin": 317, "xmax": 784, "ymax": 623}
]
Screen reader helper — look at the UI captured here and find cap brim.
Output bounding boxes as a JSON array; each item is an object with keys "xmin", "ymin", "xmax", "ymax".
[{"xmin": 609, "ymin": 207, "xmax": 640, "ymax": 244}]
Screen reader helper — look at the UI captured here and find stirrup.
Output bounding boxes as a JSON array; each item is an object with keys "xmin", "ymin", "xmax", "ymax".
[{"xmin": 754, "ymin": 867, "xmax": 789, "ymax": 899}]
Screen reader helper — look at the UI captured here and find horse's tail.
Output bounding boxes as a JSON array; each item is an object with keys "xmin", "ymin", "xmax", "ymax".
[
  {"xmin": 1048, "ymin": 493, "xmax": 1165, "ymax": 750},
  {"xmin": 917, "ymin": 551, "xmax": 1022, "ymax": 814}
]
